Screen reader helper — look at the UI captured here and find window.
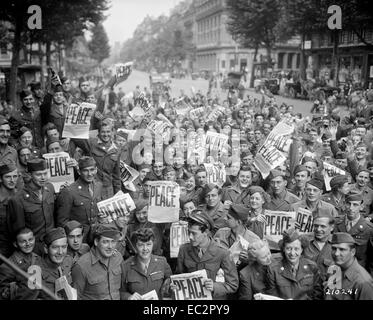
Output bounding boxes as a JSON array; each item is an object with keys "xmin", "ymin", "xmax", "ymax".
[
  {"xmin": 222, "ymin": 60, "xmax": 225, "ymax": 68},
  {"xmin": 277, "ymin": 52, "xmax": 284, "ymax": 69},
  {"xmin": 287, "ymin": 53, "xmax": 294, "ymax": 69},
  {"xmin": 0, "ymin": 43, "xmax": 7, "ymax": 55},
  {"xmin": 296, "ymin": 54, "xmax": 300, "ymax": 69}
]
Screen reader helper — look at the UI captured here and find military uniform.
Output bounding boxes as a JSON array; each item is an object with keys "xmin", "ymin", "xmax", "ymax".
[
  {"xmin": 289, "ymin": 186, "xmax": 307, "ymax": 200},
  {"xmin": 325, "ymin": 258, "xmax": 373, "ymax": 300},
  {"xmin": 214, "ymin": 227, "xmax": 260, "ymax": 250},
  {"xmin": 56, "ymin": 178, "xmax": 103, "ymax": 244},
  {"xmin": 0, "ymin": 186, "xmax": 15, "ymax": 257},
  {"xmin": 0, "ymin": 145, "xmax": 18, "ymax": 166},
  {"xmin": 238, "ymin": 262, "xmax": 269, "ymax": 300},
  {"xmin": 349, "ymin": 184, "xmax": 373, "ymax": 218},
  {"xmin": 266, "ymin": 190, "xmax": 300, "ymax": 212},
  {"xmin": 0, "ymin": 251, "xmax": 42, "ymax": 300},
  {"xmin": 71, "ymin": 247, "xmax": 125, "ymax": 300},
  {"xmin": 266, "ymin": 256, "xmax": 323, "ymax": 300},
  {"xmin": 37, "ymin": 255, "xmax": 73, "ymax": 300},
  {"xmin": 197, "ymin": 202, "xmax": 229, "ymax": 234},
  {"xmin": 7, "ymin": 182, "xmax": 55, "ymax": 255},
  {"xmin": 73, "ymin": 137, "xmax": 121, "ymax": 199},
  {"xmin": 290, "ymin": 199, "xmax": 339, "ymax": 219},
  {"xmin": 334, "ymin": 216, "xmax": 373, "ymax": 273},
  {"xmin": 121, "ymin": 254, "xmax": 172, "ymax": 300},
  {"xmin": 8, "ymin": 106, "xmax": 43, "ymax": 148},
  {"xmin": 303, "ymin": 237, "xmax": 334, "ymax": 280},
  {"xmin": 66, "ymin": 244, "xmax": 91, "ymax": 266},
  {"xmin": 176, "ymin": 239, "xmax": 239, "ymax": 299},
  {"xmin": 321, "ymin": 192, "xmax": 346, "ymax": 218}
]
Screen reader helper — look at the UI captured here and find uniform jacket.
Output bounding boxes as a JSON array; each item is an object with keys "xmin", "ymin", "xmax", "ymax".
[
  {"xmin": 266, "ymin": 190, "xmax": 300, "ymax": 212},
  {"xmin": 37, "ymin": 255, "xmax": 73, "ymax": 300},
  {"xmin": 71, "ymin": 247, "xmax": 125, "ymax": 300},
  {"xmin": 321, "ymin": 192, "xmax": 346, "ymax": 218},
  {"xmin": 266, "ymin": 256, "xmax": 323, "ymax": 300},
  {"xmin": 197, "ymin": 202, "xmax": 229, "ymax": 234},
  {"xmin": 8, "ymin": 106, "xmax": 43, "ymax": 148},
  {"xmin": 56, "ymin": 178, "xmax": 103, "ymax": 243},
  {"xmin": 0, "ymin": 145, "xmax": 18, "ymax": 166},
  {"xmin": 214, "ymin": 227, "xmax": 260, "ymax": 250},
  {"xmin": 0, "ymin": 251, "xmax": 41, "ymax": 300},
  {"xmin": 334, "ymin": 216, "xmax": 373, "ymax": 274},
  {"xmin": 238, "ymin": 262, "xmax": 269, "ymax": 300},
  {"xmin": 349, "ymin": 184, "xmax": 373, "ymax": 218},
  {"xmin": 73, "ymin": 137, "xmax": 120, "ymax": 199},
  {"xmin": 303, "ymin": 237, "xmax": 333, "ymax": 281},
  {"xmin": 66, "ymin": 244, "xmax": 91, "ymax": 266},
  {"xmin": 221, "ymin": 184, "xmax": 251, "ymax": 207},
  {"xmin": 325, "ymin": 258, "xmax": 373, "ymax": 300},
  {"xmin": 7, "ymin": 182, "xmax": 55, "ymax": 255},
  {"xmin": 0, "ymin": 186, "xmax": 15, "ymax": 257},
  {"xmin": 176, "ymin": 239, "xmax": 239, "ymax": 299},
  {"xmin": 121, "ymin": 254, "xmax": 172, "ymax": 300}
]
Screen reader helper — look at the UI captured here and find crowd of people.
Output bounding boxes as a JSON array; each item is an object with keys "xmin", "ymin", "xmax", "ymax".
[{"xmin": 0, "ymin": 68, "xmax": 373, "ymax": 301}]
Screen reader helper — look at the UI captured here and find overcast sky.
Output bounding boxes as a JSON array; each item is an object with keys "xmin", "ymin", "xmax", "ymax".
[{"xmin": 103, "ymin": 0, "xmax": 183, "ymax": 45}]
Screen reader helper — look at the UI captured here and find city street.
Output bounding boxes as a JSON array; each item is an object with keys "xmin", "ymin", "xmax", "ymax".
[{"xmin": 118, "ymin": 70, "xmax": 314, "ymax": 116}]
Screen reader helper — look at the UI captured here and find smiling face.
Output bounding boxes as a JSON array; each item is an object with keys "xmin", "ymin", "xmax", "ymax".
[
  {"xmin": 94, "ymin": 236, "xmax": 117, "ymax": 259},
  {"xmin": 249, "ymin": 192, "xmax": 265, "ymax": 210},
  {"xmin": 16, "ymin": 231, "xmax": 35, "ymax": 254},
  {"xmin": 356, "ymin": 171, "xmax": 369, "ymax": 188},
  {"xmin": 283, "ymin": 239, "xmax": 302, "ymax": 266},
  {"xmin": 238, "ymin": 170, "xmax": 252, "ymax": 188},
  {"xmin": 47, "ymin": 238, "xmax": 68, "ymax": 265},
  {"xmin": 313, "ymin": 217, "xmax": 333, "ymax": 242},
  {"xmin": 332, "ymin": 243, "xmax": 355, "ymax": 269}
]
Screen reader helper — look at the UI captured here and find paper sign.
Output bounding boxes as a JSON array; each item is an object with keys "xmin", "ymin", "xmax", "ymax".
[
  {"xmin": 323, "ymin": 162, "xmax": 346, "ymax": 191},
  {"xmin": 134, "ymin": 92, "xmax": 153, "ymax": 120},
  {"xmin": 147, "ymin": 120, "xmax": 172, "ymax": 142},
  {"xmin": 148, "ymin": 181, "xmax": 180, "ymax": 223},
  {"xmin": 55, "ymin": 276, "xmax": 77, "ymax": 300},
  {"xmin": 62, "ymin": 102, "xmax": 96, "ymax": 139},
  {"xmin": 254, "ymin": 293, "xmax": 284, "ymax": 300},
  {"xmin": 97, "ymin": 191, "xmax": 136, "ymax": 223},
  {"xmin": 170, "ymin": 221, "xmax": 189, "ymax": 258},
  {"xmin": 205, "ymin": 131, "xmax": 228, "ymax": 151},
  {"xmin": 296, "ymin": 207, "xmax": 314, "ymax": 233},
  {"xmin": 141, "ymin": 290, "xmax": 159, "ymax": 300},
  {"xmin": 171, "ymin": 269, "xmax": 212, "ymax": 300},
  {"xmin": 203, "ymin": 163, "xmax": 226, "ymax": 187},
  {"xmin": 189, "ymin": 107, "xmax": 205, "ymax": 120},
  {"xmin": 254, "ymin": 121, "xmax": 294, "ymax": 178},
  {"xmin": 115, "ymin": 61, "xmax": 133, "ymax": 83},
  {"xmin": 229, "ymin": 235, "xmax": 250, "ymax": 264},
  {"xmin": 263, "ymin": 210, "xmax": 296, "ymax": 244},
  {"xmin": 117, "ymin": 128, "xmax": 136, "ymax": 140},
  {"xmin": 43, "ymin": 152, "xmax": 74, "ymax": 193}
]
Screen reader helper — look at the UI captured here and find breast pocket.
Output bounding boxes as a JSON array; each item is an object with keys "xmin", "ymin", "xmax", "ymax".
[
  {"xmin": 150, "ymin": 271, "xmax": 164, "ymax": 282},
  {"xmin": 299, "ymin": 273, "xmax": 314, "ymax": 288},
  {"xmin": 87, "ymin": 272, "xmax": 107, "ymax": 291}
]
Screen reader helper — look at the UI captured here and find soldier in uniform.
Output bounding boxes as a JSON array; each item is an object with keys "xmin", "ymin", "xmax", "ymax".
[
  {"xmin": 266, "ymin": 170, "xmax": 300, "ymax": 211},
  {"xmin": 71, "ymin": 225, "xmax": 126, "ymax": 300},
  {"xmin": 0, "ymin": 163, "xmax": 18, "ymax": 258},
  {"xmin": 221, "ymin": 166, "xmax": 252, "ymax": 207},
  {"xmin": 0, "ymin": 117, "xmax": 17, "ymax": 166},
  {"xmin": 122, "ymin": 228, "xmax": 172, "ymax": 300},
  {"xmin": 326, "ymin": 232, "xmax": 373, "ymax": 300},
  {"xmin": 334, "ymin": 192, "xmax": 373, "ymax": 274},
  {"xmin": 321, "ymin": 175, "xmax": 349, "ymax": 218},
  {"xmin": 37, "ymin": 227, "xmax": 73, "ymax": 300},
  {"xmin": 289, "ymin": 165, "xmax": 310, "ymax": 200},
  {"xmin": 72, "ymin": 121, "xmax": 120, "ymax": 199},
  {"xmin": 56, "ymin": 157, "xmax": 103, "ymax": 245},
  {"xmin": 7, "ymin": 159, "xmax": 55, "ymax": 255},
  {"xmin": 349, "ymin": 169, "xmax": 373, "ymax": 219},
  {"xmin": 290, "ymin": 178, "xmax": 339, "ymax": 219},
  {"xmin": 176, "ymin": 211, "xmax": 239, "ymax": 300},
  {"xmin": 0, "ymin": 228, "xmax": 42, "ymax": 300},
  {"xmin": 63, "ymin": 220, "xmax": 90, "ymax": 265},
  {"xmin": 197, "ymin": 184, "xmax": 229, "ymax": 234},
  {"xmin": 303, "ymin": 212, "xmax": 335, "ymax": 280},
  {"xmin": 8, "ymin": 89, "xmax": 43, "ymax": 148}
]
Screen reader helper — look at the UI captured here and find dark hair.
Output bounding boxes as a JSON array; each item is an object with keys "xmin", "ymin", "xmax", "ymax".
[
  {"xmin": 14, "ymin": 227, "xmax": 34, "ymax": 242},
  {"xmin": 130, "ymin": 228, "xmax": 155, "ymax": 245},
  {"xmin": 20, "ymin": 89, "xmax": 33, "ymax": 100},
  {"xmin": 188, "ymin": 219, "xmax": 208, "ymax": 233}
]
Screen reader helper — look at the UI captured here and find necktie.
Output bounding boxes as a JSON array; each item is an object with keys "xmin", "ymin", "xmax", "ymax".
[
  {"xmin": 144, "ymin": 264, "xmax": 148, "ymax": 274},
  {"xmin": 291, "ymin": 266, "xmax": 297, "ymax": 277},
  {"xmin": 88, "ymin": 184, "xmax": 94, "ymax": 197},
  {"xmin": 346, "ymin": 221, "xmax": 353, "ymax": 232},
  {"xmin": 198, "ymin": 248, "xmax": 203, "ymax": 258},
  {"xmin": 57, "ymin": 266, "xmax": 63, "ymax": 277}
]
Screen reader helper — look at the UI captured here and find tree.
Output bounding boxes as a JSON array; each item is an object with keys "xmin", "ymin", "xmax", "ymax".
[
  {"xmin": 88, "ymin": 22, "xmax": 110, "ymax": 64},
  {"xmin": 226, "ymin": 0, "xmax": 281, "ymax": 67}
]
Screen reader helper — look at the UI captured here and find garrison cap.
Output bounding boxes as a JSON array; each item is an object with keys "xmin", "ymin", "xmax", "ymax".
[
  {"xmin": 268, "ymin": 169, "xmax": 285, "ymax": 181},
  {"xmin": 307, "ymin": 178, "xmax": 324, "ymax": 190},
  {"xmin": 345, "ymin": 192, "xmax": 363, "ymax": 203},
  {"xmin": 294, "ymin": 164, "xmax": 308, "ymax": 175},
  {"xmin": 78, "ymin": 156, "xmax": 96, "ymax": 169},
  {"xmin": 63, "ymin": 220, "xmax": 83, "ymax": 235},
  {"xmin": 228, "ymin": 204, "xmax": 249, "ymax": 222},
  {"xmin": 330, "ymin": 175, "xmax": 348, "ymax": 189},
  {"xmin": 46, "ymin": 136, "xmax": 60, "ymax": 149},
  {"xmin": 27, "ymin": 159, "xmax": 47, "ymax": 172},
  {"xmin": 19, "ymin": 126, "xmax": 31, "ymax": 136},
  {"xmin": 0, "ymin": 163, "xmax": 17, "ymax": 176},
  {"xmin": 0, "ymin": 117, "xmax": 9, "ymax": 126},
  {"xmin": 202, "ymin": 183, "xmax": 219, "ymax": 197},
  {"xmin": 331, "ymin": 232, "xmax": 356, "ymax": 245},
  {"xmin": 44, "ymin": 227, "xmax": 66, "ymax": 246},
  {"xmin": 94, "ymin": 224, "xmax": 121, "ymax": 240},
  {"xmin": 135, "ymin": 199, "xmax": 149, "ymax": 212}
]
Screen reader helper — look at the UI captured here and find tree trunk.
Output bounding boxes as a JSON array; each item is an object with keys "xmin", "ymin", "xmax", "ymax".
[
  {"xmin": 38, "ymin": 42, "xmax": 44, "ymax": 89},
  {"xmin": 332, "ymin": 30, "xmax": 339, "ymax": 86},
  {"xmin": 299, "ymin": 31, "xmax": 306, "ymax": 81},
  {"xmin": 46, "ymin": 41, "xmax": 51, "ymax": 67},
  {"xmin": 8, "ymin": 13, "xmax": 23, "ymax": 106},
  {"xmin": 249, "ymin": 44, "xmax": 259, "ymax": 88}
]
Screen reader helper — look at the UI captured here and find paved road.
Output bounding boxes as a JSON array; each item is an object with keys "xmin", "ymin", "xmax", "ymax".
[{"xmin": 118, "ymin": 70, "xmax": 313, "ymax": 115}]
